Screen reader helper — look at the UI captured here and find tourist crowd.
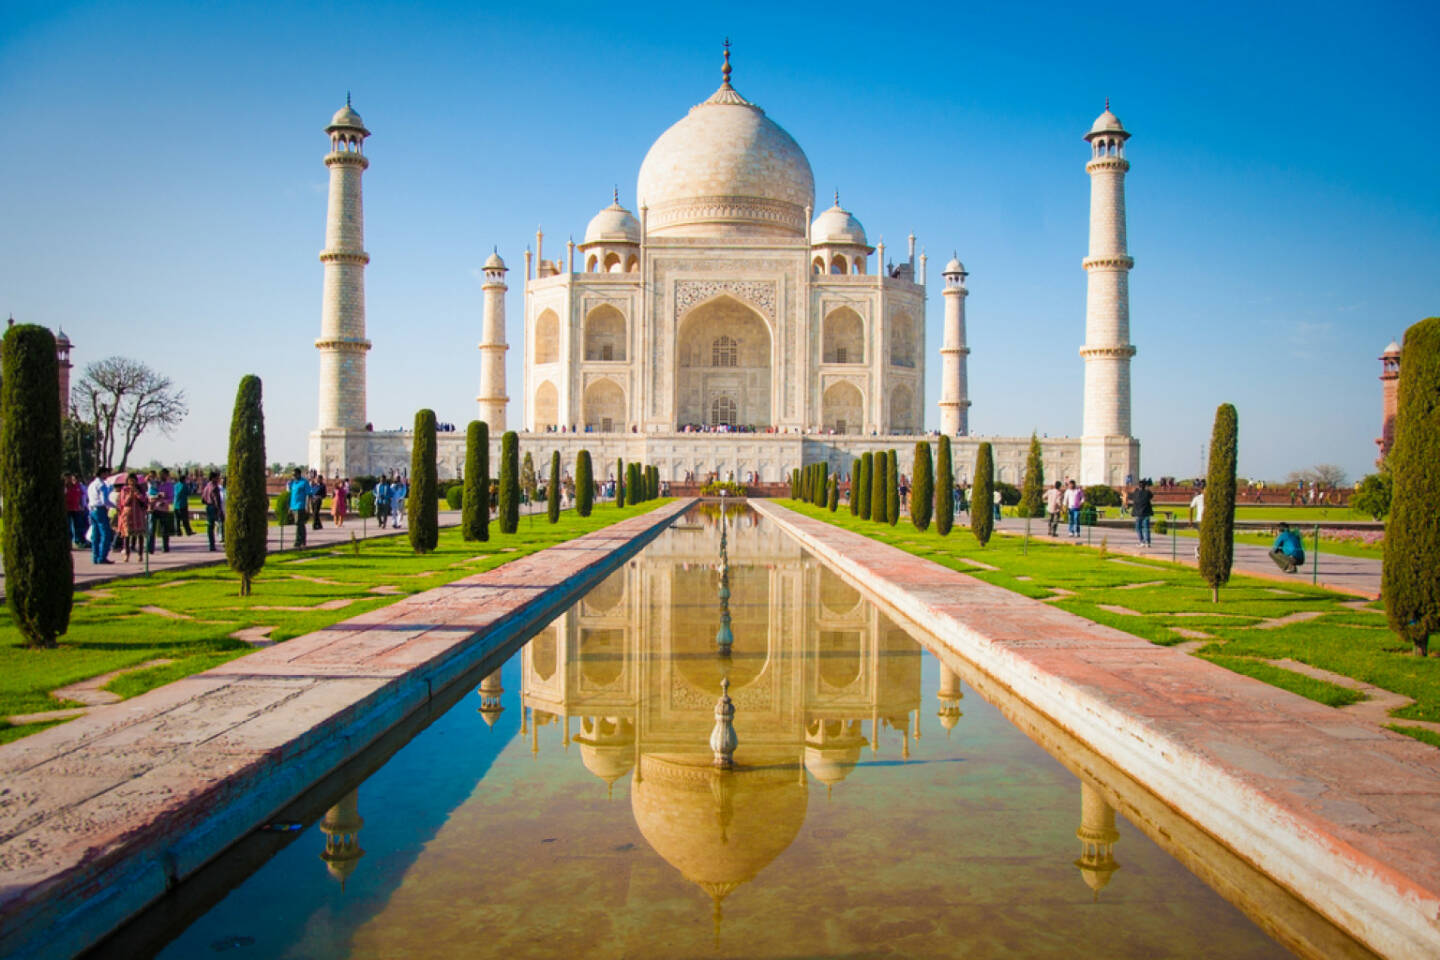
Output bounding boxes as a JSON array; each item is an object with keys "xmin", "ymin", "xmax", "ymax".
[{"xmin": 72, "ymin": 468, "xmax": 228, "ymax": 565}]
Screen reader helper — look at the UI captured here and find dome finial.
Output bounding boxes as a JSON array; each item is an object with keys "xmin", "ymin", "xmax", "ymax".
[
  {"xmin": 347, "ymin": 90, "xmax": 352, "ymax": 107},
  {"xmin": 833, "ymin": 188, "xmax": 840, "ymax": 207},
  {"xmin": 1105, "ymin": 95, "xmax": 1109, "ymax": 111},
  {"xmin": 721, "ymin": 38, "xmax": 732, "ymax": 86},
  {"xmin": 613, "ymin": 184, "xmax": 620, "ymax": 205}
]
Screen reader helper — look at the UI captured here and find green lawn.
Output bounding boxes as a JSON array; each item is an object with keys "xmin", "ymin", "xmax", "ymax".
[
  {"xmin": 0, "ymin": 500, "xmax": 672, "ymax": 743},
  {"xmin": 778, "ymin": 500, "xmax": 1440, "ymax": 744}
]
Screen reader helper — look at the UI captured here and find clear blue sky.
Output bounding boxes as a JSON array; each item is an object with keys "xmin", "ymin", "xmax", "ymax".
[{"xmin": 2, "ymin": 0, "xmax": 1436, "ymax": 483}]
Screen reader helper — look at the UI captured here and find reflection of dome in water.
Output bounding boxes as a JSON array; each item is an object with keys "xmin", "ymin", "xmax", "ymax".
[
  {"xmin": 632, "ymin": 754, "xmax": 807, "ymax": 912},
  {"xmin": 803, "ymin": 744, "xmax": 861, "ymax": 788},
  {"xmin": 576, "ymin": 717, "xmax": 636, "ymax": 796}
]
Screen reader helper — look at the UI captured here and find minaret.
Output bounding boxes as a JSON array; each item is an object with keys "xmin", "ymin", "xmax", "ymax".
[
  {"xmin": 939, "ymin": 257, "xmax": 971, "ymax": 435},
  {"xmin": 936, "ymin": 663, "xmax": 963, "ymax": 737},
  {"xmin": 1080, "ymin": 101, "xmax": 1138, "ymax": 485},
  {"xmin": 477, "ymin": 251, "xmax": 509, "ymax": 431},
  {"xmin": 1376, "ymin": 340, "xmax": 1401, "ymax": 465},
  {"xmin": 55, "ymin": 329, "xmax": 73, "ymax": 419},
  {"xmin": 316, "ymin": 97, "xmax": 372, "ymax": 435},
  {"xmin": 477, "ymin": 668, "xmax": 505, "ymax": 727},
  {"xmin": 1075, "ymin": 780, "xmax": 1120, "ymax": 899}
]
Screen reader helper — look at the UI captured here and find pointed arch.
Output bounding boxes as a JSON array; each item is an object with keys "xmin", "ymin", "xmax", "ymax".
[
  {"xmin": 534, "ymin": 309, "xmax": 560, "ymax": 364},
  {"xmin": 584, "ymin": 304, "xmax": 627, "ymax": 361},
  {"xmin": 821, "ymin": 381, "xmax": 864, "ymax": 435},
  {"xmin": 582, "ymin": 377, "xmax": 626, "ymax": 432},
  {"xmin": 822, "ymin": 307, "xmax": 864, "ymax": 364},
  {"xmin": 889, "ymin": 382, "xmax": 916, "ymax": 433},
  {"xmin": 533, "ymin": 380, "xmax": 559, "ymax": 431}
]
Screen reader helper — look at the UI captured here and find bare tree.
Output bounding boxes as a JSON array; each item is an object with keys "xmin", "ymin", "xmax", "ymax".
[{"xmin": 71, "ymin": 357, "xmax": 187, "ymax": 470}]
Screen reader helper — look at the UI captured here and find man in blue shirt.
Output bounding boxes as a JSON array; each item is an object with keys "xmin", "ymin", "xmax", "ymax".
[
  {"xmin": 288, "ymin": 468, "xmax": 311, "ymax": 547},
  {"xmin": 1270, "ymin": 522, "xmax": 1306, "ymax": 573}
]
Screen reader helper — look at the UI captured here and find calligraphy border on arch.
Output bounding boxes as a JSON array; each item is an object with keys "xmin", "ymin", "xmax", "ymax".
[{"xmin": 674, "ymin": 279, "xmax": 777, "ymax": 324}]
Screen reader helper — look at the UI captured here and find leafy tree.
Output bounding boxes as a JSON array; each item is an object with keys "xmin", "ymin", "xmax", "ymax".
[
  {"xmin": 70, "ymin": 356, "xmax": 188, "ymax": 471},
  {"xmin": 1019, "ymin": 432, "xmax": 1046, "ymax": 518},
  {"xmin": 936, "ymin": 436, "xmax": 954, "ymax": 536},
  {"xmin": 357, "ymin": 490, "xmax": 375, "ymax": 521},
  {"xmin": 462, "ymin": 421, "xmax": 489, "ymax": 541},
  {"xmin": 520, "ymin": 451, "xmax": 537, "ymax": 505},
  {"xmin": 827, "ymin": 474, "xmax": 839, "ymax": 511},
  {"xmin": 409, "ymin": 409, "xmax": 439, "ymax": 553},
  {"xmin": 1384, "ymin": 317, "xmax": 1440, "ymax": 656},
  {"xmin": 498, "ymin": 431, "xmax": 520, "ymax": 534},
  {"xmin": 225, "ymin": 375, "xmax": 268, "ymax": 596},
  {"xmin": 872, "ymin": 452, "xmax": 887, "ymax": 523},
  {"xmin": 547, "ymin": 451, "xmax": 561, "ymax": 522},
  {"xmin": 62, "ymin": 417, "xmax": 98, "ymax": 478},
  {"xmin": 848, "ymin": 458, "xmax": 861, "ymax": 516},
  {"xmin": 1287, "ymin": 464, "xmax": 1349, "ymax": 488},
  {"xmin": 1, "ymin": 324, "xmax": 72, "ymax": 647},
  {"xmin": 1200, "ymin": 404, "xmax": 1239, "ymax": 603},
  {"xmin": 576, "ymin": 450, "xmax": 593, "ymax": 517},
  {"xmin": 971, "ymin": 442, "xmax": 995, "ymax": 547},
  {"xmin": 1351, "ymin": 471, "xmax": 1392, "ymax": 521},
  {"xmin": 859, "ymin": 452, "xmax": 873, "ymax": 520},
  {"xmin": 272, "ymin": 491, "xmax": 292, "ymax": 525},
  {"xmin": 912, "ymin": 441, "xmax": 934, "ymax": 531},
  {"xmin": 886, "ymin": 450, "xmax": 900, "ymax": 526}
]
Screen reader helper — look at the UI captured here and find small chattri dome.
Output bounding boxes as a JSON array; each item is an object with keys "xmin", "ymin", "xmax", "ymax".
[
  {"xmin": 811, "ymin": 199, "xmax": 867, "ymax": 246},
  {"xmin": 1085, "ymin": 102, "xmax": 1128, "ymax": 141},
  {"xmin": 584, "ymin": 198, "xmax": 642, "ymax": 245},
  {"xmin": 327, "ymin": 99, "xmax": 368, "ymax": 135},
  {"xmin": 943, "ymin": 256, "xmax": 966, "ymax": 275},
  {"xmin": 483, "ymin": 251, "xmax": 506, "ymax": 271},
  {"xmin": 1382, "ymin": 339, "xmax": 1402, "ymax": 356}
]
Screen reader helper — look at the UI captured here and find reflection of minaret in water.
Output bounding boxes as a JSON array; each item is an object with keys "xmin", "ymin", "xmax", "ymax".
[
  {"xmin": 715, "ymin": 512, "xmax": 733, "ymax": 656},
  {"xmin": 476, "ymin": 668, "xmax": 505, "ymax": 726},
  {"xmin": 319, "ymin": 789, "xmax": 365, "ymax": 891},
  {"xmin": 936, "ymin": 664, "xmax": 964, "ymax": 737},
  {"xmin": 1075, "ymin": 780, "xmax": 1121, "ymax": 899}
]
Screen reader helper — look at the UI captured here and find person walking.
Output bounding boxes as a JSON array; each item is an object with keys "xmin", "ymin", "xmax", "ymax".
[
  {"xmin": 201, "ymin": 471, "xmax": 224, "ymax": 551},
  {"xmin": 391, "ymin": 476, "xmax": 408, "ymax": 528},
  {"xmin": 308, "ymin": 471, "xmax": 326, "ymax": 531},
  {"xmin": 992, "ymin": 488, "xmax": 1002, "ymax": 522},
  {"xmin": 375, "ymin": 476, "xmax": 392, "ymax": 528},
  {"xmin": 115, "ymin": 474, "xmax": 150, "ymax": 563},
  {"xmin": 1064, "ymin": 480, "xmax": 1085, "ymax": 537},
  {"xmin": 64, "ymin": 474, "xmax": 89, "ymax": 548},
  {"xmin": 1189, "ymin": 480, "xmax": 1206, "ymax": 557},
  {"xmin": 146, "ymin": 468, "xmax": 176, "ymax": 554},
  {"xmin": 86, "ymin": 467, "xmax": 115, "ymax": 564},
  {"xmin": 333, "ymin": 478, "xmax": 349, "ymax": 527},
  {"xmin": 1269, "ymin": 522, "xmax": 1306, "ymax": 573},
  {"xmin": 288, "ymin": 468, "xmax": 311, "ymax": 547},
  {"xmin": 173, "ymin": 472, "xmax": 195, "ymax": 536},
  {"xmin": 1131, "ymin": 478, "xmax": 1155, "ymax": 547},
  {"xmin": 1043, "ymin": 481, "xmax": 1064, "ymax": 537}
]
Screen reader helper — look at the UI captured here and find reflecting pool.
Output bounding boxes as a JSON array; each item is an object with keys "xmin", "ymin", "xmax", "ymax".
[{"xmin": 116, "ymin": 505, "xmax": 1338, "ymax": 958}]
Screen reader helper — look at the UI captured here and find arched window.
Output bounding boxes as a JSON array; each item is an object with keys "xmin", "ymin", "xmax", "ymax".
[
  {"xmin": 830, "ymin": 254, "xmax": 847, "ymax": 275},
  {"xmin": 812, "ymin": 256, "xmax": 824, "ymax": 275},
  {"xmin": 712, "ymin": 335, "xmax": 737, "ymax": 368},
  {"xmin": 603, "ymin": 252, "xmax": 622, "ymax": 273},
  {"xmin": 534, "ymin": 310, "xmax": 560, "ymax": 364},
  {"xmin": 586, "ymin": 255, "xmax": 598, "ymax": 272},
  {"xmin": 711, "ymin": 395, "xmax": 737, "ymax": 426}
]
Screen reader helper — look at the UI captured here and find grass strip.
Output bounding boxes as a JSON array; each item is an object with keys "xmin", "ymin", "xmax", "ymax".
[{"xmin": 1198, "ymin": 653, "xmax": 1364, "ymax": 707}]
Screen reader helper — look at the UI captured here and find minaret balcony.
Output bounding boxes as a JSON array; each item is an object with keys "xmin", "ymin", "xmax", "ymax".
[
  {"xmin": 1081, "ymin": 255, "xmax": 1134, "ymax": 271},
  {"xmin": 1078, "ymin": 344, "xmax": 1136, "ymax": 360},
  {"xmin": 325, "ymin": 152, "xmax": 369, "ymax": 169},
  {"xmin": 1084, "ymin": 157, "xmax": 1130, "ymax": 174},
  {"xmin": 319, "ymin": 250, "xmax": 371, "ymax": 265}
]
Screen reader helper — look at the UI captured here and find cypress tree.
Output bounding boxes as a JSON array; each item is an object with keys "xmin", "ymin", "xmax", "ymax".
[
  {"xmin": 546, "ymin": 450, "xmax": 561, "ymax": 522},
  {"xmin": 520, "ymin": 451, "xmax": 537, "ymax": 507},
  {"xmin": 800, "ymin": 463, "xmax": 812, "ymax": 502},
  {"xmin": 627, "ymin": 462, "xmax": 642, "ymax": 506},
  {"xmin": 849, "ymin": 459, "xmax": 861, "ymax": 515},
  {"xmin": 827, "ymin": 474, "xmax": 839, "ymax": 511},
  {"xmin": 971, "ymin": 442, "xmax": 995, "ymax": 547},
  {"xmin": 225, "ymin": 374, "xmax": 268, "ymax": 596},
  {"xmin": 912, "ymin": 441, "xmax": 934, "ymax": 531},
  {"xmin": 462, "ymin": 420, "xmax": 489, "ymax": 541},
  {"xmin": 649, "ymin": 465, "xmax": 659, "ymax": 500},
  {"xmin": 873, "ymin": 452, "xmax": 888, "ymax": 524},
  {"xmin": 859, "ymin": 452, "xmax": 873, "ymax": 519},
  {"xmin": 790, "ymin": 468, "xmax": 799, "ymax": 499},
  {"xmin": 1019, "ymin": 432, "xmax": 1046, "ymax": 518},
  {"xmin": 0, "ymin": 324, "xmax": 72, "ymax": 646},
  {"xmin": 935, "ymin": 435, "xmax": 954, "ymax": 536},
  {"xmin": 1199, "ymin": 404, "xmax": 1239, "ymax": 602},
  {"xmin": 409, "ymin": 409, "xmax": 439, "ymax": 553},
  {"xmin": 576, "ymin": 450, "xmax": 594, "ymax": 517},
  {"xmin": 886, "ymin": 450, "xmax": 900, "ymax": 526},
  {"xmin": 1385, "ymin": 317, "xmax": 1440, "ymax": 656},
  {"xmin": 498, "ymin": 431, "xmax": 520, "ymax": 534},
  {"xmin": 616, "ymin": 458, "xmax": 625, "ymax": 507}
]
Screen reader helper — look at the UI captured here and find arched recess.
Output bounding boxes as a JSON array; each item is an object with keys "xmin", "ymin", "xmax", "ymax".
[
  {"xmin": 819, "ymin": 631, "xmax": 863, "ymax": 689},
  {"xmin": 812, "ymin": 256, "xmax": 824, "ymax": 275},
  {"xmin": 890, "ymin": 312, "xmax": 915, "ymax": 367},
  {"xmin": 530, "ymin": 626, "xmax": 558, "ymax": 682},
  {"xmin": 583, "ymin": 377, "xmax": 626, "ymax": 433},
  {"xmin": 819, "ymin": 566, "xmax": 861, "ymax": 616},
  {"xmin": 625, "ymin": 254, "xmax": 639, "ymax": 273},
  {"xmin": 821, "ymin": 381, "xmax": 864, "ymax": 435},
  {"xmin": 889, "ymin": 383, "xmax": 916, "ymax": 433},
  {"xmin": 586, "ymin": 255, "xmax": 599, "ymax": 272},
  {"xmin": 534, "ymin": 309, "xmax": 560, "ymax": 364},
  {"xmin": 533, "ymin": 380, "xmax": 559, "ymax": 431},
  {"xmin": 579, "ymin": 628, "xmax": 624, "ymax": 687},
  {"xmin": 830, "ymin": 254, "xmax": 847, "ymax": 275},
  {"xmin": 603, "ymin": 252, "xmax": 622, "ymax": 273},
  {"xmin": 675, "ymin": 294, "xmax": 772, "ymax": 428},
  {"xmin": 584, "ymin": 305, "xmax": 627, "ymax": 361},
  {"xmin": 822, "ymin": 307, "xmax": 864, "ymax": 364}
]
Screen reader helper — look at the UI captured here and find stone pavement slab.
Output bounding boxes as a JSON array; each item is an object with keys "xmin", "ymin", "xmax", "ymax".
[
  {"xmin": 0, "ymin": 500, "xmax": 691, "ymax": 960},
  {"xmin": 755, "ymin": 501, "xmax": 1440, "ymax": 960}
]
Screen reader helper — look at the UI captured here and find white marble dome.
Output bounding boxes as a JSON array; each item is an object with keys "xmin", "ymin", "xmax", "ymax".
[
  {"xmin": 584, "ymin": 199, "xmax": 642, "ymax": 244},
  {"xmin": 1086, "ymin": 106, "xmax": 1127, "ymax": 139},
  {"xmin": 811, "ymin": 201, "xmax": 867, "ymax": 246},
  {"xmin": 636, "ymin": 83, "xmax": 815, "ymax": 239},
  {"xmin": 327, "ymin": 101, "xmax": 367, "ymax": 133}
]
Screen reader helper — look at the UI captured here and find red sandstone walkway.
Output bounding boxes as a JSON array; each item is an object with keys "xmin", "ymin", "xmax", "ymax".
[
  {"xmin": 0, "ymin": 500, "xmax": 690, "ymax": 960},
  {"xmin": 755, "ymin": 501, "xmax": 1440, "ymax": 960}
]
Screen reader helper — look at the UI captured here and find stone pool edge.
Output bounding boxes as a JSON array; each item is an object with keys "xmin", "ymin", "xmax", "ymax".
[
  {"xmin": 752, "ymin": 500, "xmax": 1440, "ymax": 960},
  {"xmin": 0, "ymin": 499, "xmax": 693, "ymax": 960}
]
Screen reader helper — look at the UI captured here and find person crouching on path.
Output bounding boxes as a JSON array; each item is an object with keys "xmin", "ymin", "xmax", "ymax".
[
  {"xmin": 288, "ymin": 468, "xmax": 311, "ymax": 547},
  {"xmin": 1064, "ymin": 480, "xmax": 1085, "ymax": 537},
  {"xmin": 1131, "ymin": 478, "xmax": 1155, "ymax": 547},
  {"xmin": 333, "ymin": 478, "xmax": 349, "ymax": 527},
  {"xmin": 1270, "ymin": 522, "xmax": 1306, "ymax": 573},
  {"xmin": 202, "ymin": 471, "xmax": 224, "ymax": 551},
  {"xmin": 115, "ymin": 474, "xmax": 150, "ymax": 563},
  {"xmin": 1043, "ymin": 481, "xmax": 1064, "ymax": 537}
]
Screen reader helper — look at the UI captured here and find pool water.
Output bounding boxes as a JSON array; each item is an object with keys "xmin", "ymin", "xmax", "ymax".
[{"xmin": 132, "ymin": 506, "xmax": 1307, "ymax": 958}]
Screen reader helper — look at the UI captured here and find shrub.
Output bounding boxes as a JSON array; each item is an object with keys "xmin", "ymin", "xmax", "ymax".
[
  {"xmin": 1200, "ymin": 403, "xmax": 1239, "ymax": 602},
  {"xmin": 912, "ymin": 441, "xmax": 933, "ymax": 531},
  {"xmin": 1155, "ymin": 517, "xmax": 1169, "ymax": 536},
  {"xmin": 357, "ymin": 490, "xmax": 375, "ymax": 519},
  {"xmin": 886, "ymin": 450, "xmax": 900, "ymax": 526},
  {"xmin": 0, "ymin": 324, "xmax": 72, "ymax": 646},
  {"xmin": 1019, "ymin": 433, "xmax": 1046, "ymax": 517},
  {"xmin": 971, "ymin": 442, "xmax": 995, "ymax": 547},
  {"xmin": 576, "ymin": 450, "xmax": 593, "ymax": 517},
  {"xmin": 463, "ymin": 421, "xmax": 489, "ymax": 541},
  {"xmin": 446, "ymin": 485, "xmax": 464, "ymax": 509},
  {"xmin": 409, "ymin": 409, "xmax": 439, "ymax": 553},
  {"xmin": 547, "ymin": 450, "xmax": 561, "ymax": 522},
  {"xmin": 1084, "ymin": 483, "xmax": 1123, "ymax": 508},
  {"xmin": 701, "ymin": 480, "xmax": 746, "ymax": 497},
  {"xmin": 1384, "ymin": 317, "xmax": 1440, "ymax": 656},
  {"xmin": 935, "ymin": 436, "xmax": 954, "ymax": 536},
  {"xmin": 226, "ymin": 375, "xmax": 268, "ymax": 596},
  {"xmin": 1352, "ymin": 471, "xmax": 1392, "ymax": 521},
  {"xmin": 272, "ymin": 491, "xmax": 291, "ymax": 525},
  {"xmin": 499, "ymin": 431, "xmax": 520, "ymax": 534},
  {"xmin": 996, "ymin": 481, "xmax": 1022, "ymax": 506}
]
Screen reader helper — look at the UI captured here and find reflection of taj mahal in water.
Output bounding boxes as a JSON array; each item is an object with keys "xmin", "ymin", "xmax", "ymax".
[
  {"xmin": 315, "ymin": 510, "xmax": 1122, "ymax": 918},
  {"xmin": 309, "ymin": 46, "xmax": 1141, "ymax": 487}
]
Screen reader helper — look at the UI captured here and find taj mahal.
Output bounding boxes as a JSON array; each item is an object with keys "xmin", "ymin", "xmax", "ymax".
[{"xmin": 308, "ymin": 48, "xmax": 1140, "ymax": 488}]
